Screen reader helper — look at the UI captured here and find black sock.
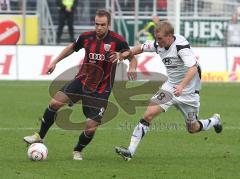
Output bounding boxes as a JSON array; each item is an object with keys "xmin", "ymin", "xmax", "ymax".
[
  {"xmin": 74, "ymin": 131, "xmax": 94, "ymax": 152},
  {"xmin": 198, "ymin": 120, "xmax": 203, "ymax": 131},
  {"xmin": 140, "ymin": 118, "xmax": 150, "ymax": 126},
  {"xmin": 38, "ymin": 106, "xmax": 57, "ymax": 139}
]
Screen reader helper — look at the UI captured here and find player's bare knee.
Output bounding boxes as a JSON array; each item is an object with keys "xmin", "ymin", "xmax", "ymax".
[
  {"xmin": 187, "ymin": 127, "xmax": 197, "ymax": 134},
  {"xmin": 49, "ymin": 99, "xmax": 65, "ymax": 110},
  {"xmin": 85, "ymin": 128, "xmax": 96, "ymax": 136},
  {"xmin": 186, "ymin": 121, "xmax": 200, "ymax": 134},
  {"xmin": 143, "ymin": 103, "xmax": 163, "ymax": 122},
  {"xmin": 85, "ymin": 120, "xmax": 99, "ymax": 135},
  {"xmin": 50, "ymin": 91, "xmax": 70, "ymax": 109}
]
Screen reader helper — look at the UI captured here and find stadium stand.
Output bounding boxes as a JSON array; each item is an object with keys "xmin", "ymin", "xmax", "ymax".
[{"xmin": 1, "ymin": 0, "xmax": 240, "ymax": 45}]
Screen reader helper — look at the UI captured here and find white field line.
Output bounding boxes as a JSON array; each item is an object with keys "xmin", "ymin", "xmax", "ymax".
[
  {"xmin": 0, "ymin": 126, "xmax": 239, "ymax": 130},
  {"xmin": 0, "ymin": 127, "xmax": 120, "ymax": 131}
]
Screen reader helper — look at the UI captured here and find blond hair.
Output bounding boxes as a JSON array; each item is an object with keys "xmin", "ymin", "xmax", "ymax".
[{"xmin": 155, "ymin": 21, "xmax": 174, "ymax": 36}]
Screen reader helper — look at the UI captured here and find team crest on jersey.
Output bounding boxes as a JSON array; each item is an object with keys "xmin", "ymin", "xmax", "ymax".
[{"xmin": 104, "ymin": 44, "xmax": 111, "ymax": 52}]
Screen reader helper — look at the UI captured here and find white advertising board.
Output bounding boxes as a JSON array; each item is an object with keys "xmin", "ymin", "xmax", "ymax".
[
  {"xmin": 0, "ymin": 46, "xmax": 17, "ymax": 80},
  {"xmin": 0, "ymin": 45, "xmax": 240, "ymax": 82},
  {"xmin": 17, "ymin": 46, "xmax": 84, "ymax": 80}
]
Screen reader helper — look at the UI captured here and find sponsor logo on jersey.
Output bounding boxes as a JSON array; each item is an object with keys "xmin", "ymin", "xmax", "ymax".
[
  {"xmin": 162, "ymin": 57, "xmax": 173, "ymax": 65},
  {"xmin": 89, "ymin": 53, "xmax": 106, "ymax": 62}
]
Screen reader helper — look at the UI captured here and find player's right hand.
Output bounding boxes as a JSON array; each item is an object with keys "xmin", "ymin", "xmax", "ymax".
[
  {"xmin": 173, "ymin": 85, "xmax": 183, "ymax": 97},
  {"xmin": 46, "ymin": 62, "xmax": 56, "ymax": 74}
]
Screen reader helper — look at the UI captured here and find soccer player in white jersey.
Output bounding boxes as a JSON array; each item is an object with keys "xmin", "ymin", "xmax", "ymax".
[{"xmin": 114, "ymin": 21, "xmax": 222, "ymax": 161}]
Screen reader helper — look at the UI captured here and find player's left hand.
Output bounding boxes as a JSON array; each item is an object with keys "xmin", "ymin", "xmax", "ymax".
[
  {"xmin": 128, "ymin": 67, "xmax": 137, "ymax": 80},
  {"xmin": 173, "ymin": 85, "xmax": 183, "ymax": 97}
]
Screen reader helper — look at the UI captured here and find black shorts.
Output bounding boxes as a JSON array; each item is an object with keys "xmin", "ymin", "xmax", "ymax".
[{"xmin": 60, "ymin": 79, "xmax": 110, "ymax": 122}]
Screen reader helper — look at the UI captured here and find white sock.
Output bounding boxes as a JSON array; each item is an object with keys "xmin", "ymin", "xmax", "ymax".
[
  {"xmin": 199, "ymin": 116, "xmax": 218, "ymax": 131},
  {"xmin": 128, "ymin": 122, "xmax": 149, "ymax": 155}
]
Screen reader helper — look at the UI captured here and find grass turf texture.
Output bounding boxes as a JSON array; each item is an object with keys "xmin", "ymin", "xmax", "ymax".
[{"xmin": 0, "ymin": 81, "xmax": 239, "ymax": 179}]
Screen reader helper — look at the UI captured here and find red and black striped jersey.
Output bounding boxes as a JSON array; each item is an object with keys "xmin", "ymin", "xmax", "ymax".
[{"xmin": 73, "ymin": 30, "xmax": 130, "ymax": 93}]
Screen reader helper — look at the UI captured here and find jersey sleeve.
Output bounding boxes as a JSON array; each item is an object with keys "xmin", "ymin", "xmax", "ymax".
[
  {"xmin": 177, "ymin": 46, "xmax": 197, "ymax": 67},
  {"xmin": 141, "ymin": 40, "xmax": 157, "ymax": 52},
  {"xmin": 116, "ymin": 40, "xmax": 130, "ymax": 52},
  {"xmin": 73, "ymin": 34, "xmax": 85, "ymax": 52}
]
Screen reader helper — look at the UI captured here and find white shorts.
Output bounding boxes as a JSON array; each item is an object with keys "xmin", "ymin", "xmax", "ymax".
[{"xmin": 151, "ymin": 88, "xmax": 200, "ymax": 123}]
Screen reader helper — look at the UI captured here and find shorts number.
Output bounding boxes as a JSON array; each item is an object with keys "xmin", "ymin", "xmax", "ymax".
[{"xmin": 157, "ymin": 92, "xmax": 166, "ymax": 101}]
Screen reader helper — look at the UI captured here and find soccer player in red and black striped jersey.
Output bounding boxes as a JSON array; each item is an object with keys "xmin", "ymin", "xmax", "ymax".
[{"xmin": 24, "ymin": 9, "xmax": 137, "ymax": 160}]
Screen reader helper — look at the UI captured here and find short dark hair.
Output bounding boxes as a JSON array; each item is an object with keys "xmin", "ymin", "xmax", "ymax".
[{"xmin": 96, "ymin": 9, "xmax": 111, "ymax": 25}]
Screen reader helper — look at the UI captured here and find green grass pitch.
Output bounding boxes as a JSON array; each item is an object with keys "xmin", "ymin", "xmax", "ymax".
[{"xmin": 0, "ymin": 81, "xmax": 239, "ymax": 179}]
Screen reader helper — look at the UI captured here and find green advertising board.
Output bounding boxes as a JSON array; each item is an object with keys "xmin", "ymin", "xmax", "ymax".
[
  {"xmin": 114, "ymin": 18, "xmax": 230, "ymax": 47},
  {"xmin": 114, "ymin": 19, "xmax": 151, "ymax": 46},
  {"xmin": 180, "ymin": 19, "xmax": 229, "ymax": 47}
]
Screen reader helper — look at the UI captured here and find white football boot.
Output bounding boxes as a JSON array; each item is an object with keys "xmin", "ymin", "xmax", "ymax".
[
  {"xmin": 23, "ymin": 133, "xmax": 43, "ymax": 144},
  {"xmin": 73, "ymin": 151, "xmax": 83, "ymax": 160},
  {"xmin": 212, "ymin": 113, "xmax": 223, "ymax": 133}
]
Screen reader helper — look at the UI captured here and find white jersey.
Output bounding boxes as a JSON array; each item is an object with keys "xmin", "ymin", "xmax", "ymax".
[{"xmin": 141, "ymin": 34, "xmax": 201, "ymax": 95}]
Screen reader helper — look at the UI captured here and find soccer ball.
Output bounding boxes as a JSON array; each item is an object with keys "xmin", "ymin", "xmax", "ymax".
[{"xmin": 27, "ymin": 143, "xmax": 48, "ymax": 161}]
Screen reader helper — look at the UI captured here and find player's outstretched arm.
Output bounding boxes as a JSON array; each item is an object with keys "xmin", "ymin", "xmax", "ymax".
[
  {"xmin": 46, "ymin": 43, "xmax": 75, "ymax": 74},
  {"xmin": 109, "ymin": 44, "xmax": 143, "ymax": 63},
  {"xmin": 130, "ymin": 44, "xmax": 143, "ymax": 56},
  {"xmin": 120, "ymin": 44, "xmax": 143, "ymax": 60},
  {"xmin": 128, "ymin": 57, "xmax": 137, "ymax": 80}
]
